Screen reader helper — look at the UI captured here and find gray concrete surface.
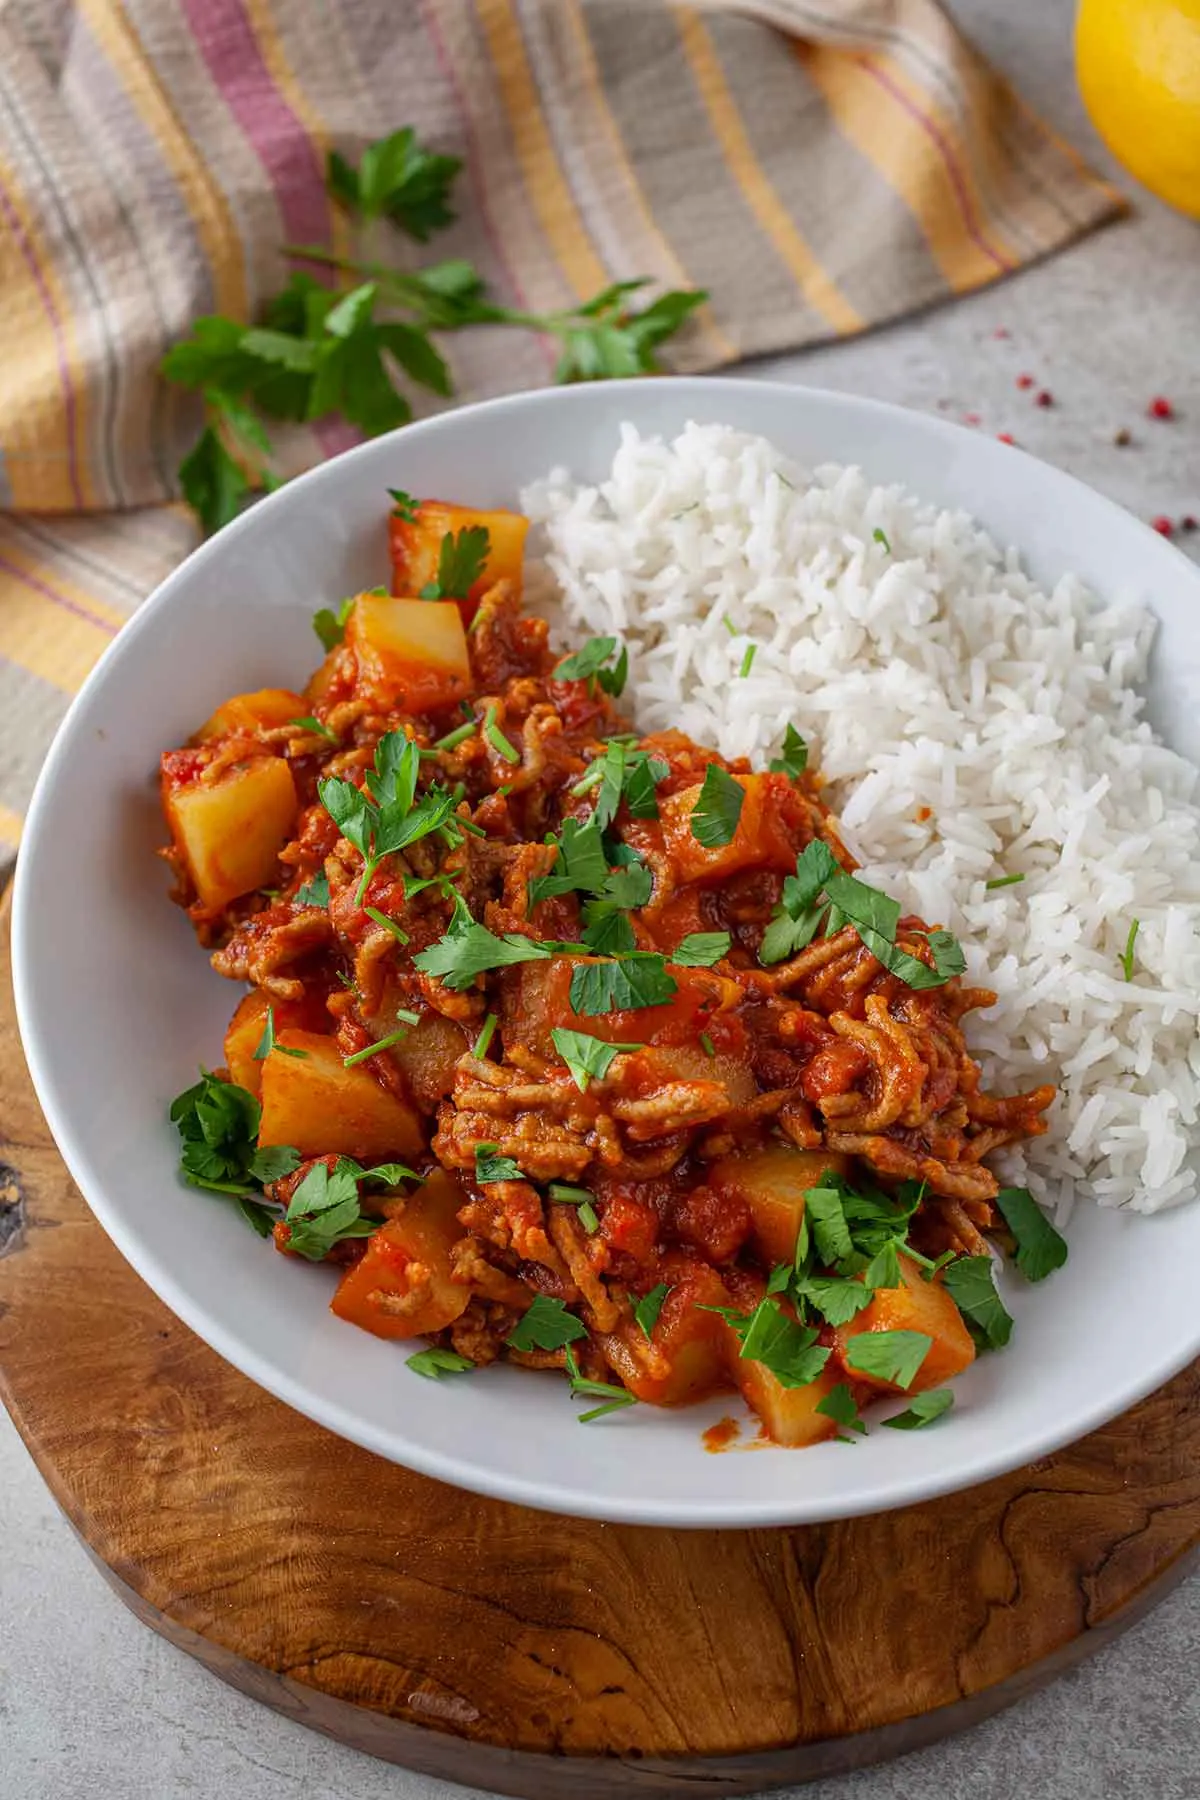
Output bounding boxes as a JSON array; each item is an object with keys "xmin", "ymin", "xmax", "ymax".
[{"xmin": 3, "ymin": 2, "xmax": 1198, "ymax": 1796}]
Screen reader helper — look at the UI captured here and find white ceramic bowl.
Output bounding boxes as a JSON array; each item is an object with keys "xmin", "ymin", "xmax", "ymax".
[{"xmin": 14, "ymin": 378, "xmax": 1200, "ymax": 1527}]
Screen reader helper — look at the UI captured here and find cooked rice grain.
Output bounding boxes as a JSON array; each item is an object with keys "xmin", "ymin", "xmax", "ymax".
[{"xmin": 524, "ymin": 422, "xmax": 1200, "ymax": 1215}]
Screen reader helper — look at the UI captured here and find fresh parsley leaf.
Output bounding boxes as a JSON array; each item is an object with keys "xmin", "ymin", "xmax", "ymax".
[
  {"xmin": 328, "ymin": 128, "xmax": 462, "ymax": 240},
  {"xmin": 552, "ymin": 636, "xmax": 628, "ymax": 697},
  {"xmin": 634, "ymin": 1283, "xmax": 670, "ymax": 1340},
  {"xmin": 768, "ymin": 724, "xmax": 809, "ymax": 779},
  {"xmin": 727, "ymin": 1299, "xmax": 831, "ymax": 1389},
  {"xmin": 873, "ymin": 526, "xmax": 892, "ymax": 554},
  {"xmin": 568, "ymin": 953, "xmax": 678, "ymax": 1016},
  {"xmin": 672, "ymin": 931, "xmax": 730, "ymax": 968},
  {"xmin": 816, "ymin": 1382, "xmax": 867, "ymax": 1436},
  {"xmin": 803, "ymin": 1184, "xmax": 854, "ymax": 1266},
  {"xmin": 237, "ymin": 1198, "xmax": 276, "ymax": 1238},
  {"xmin": 528, "ymin": 817, "xmax": 609, "ymax": 907},
  {"xmin": 250, "ymin": 1144, "xmax": 303, "ymax": 1185},
  {"xmin": 552, "ymin": 282, "xmax": 707, "ymax": 383},
  {"xmin": 388, "ymin": 486, "xmax": 420, "ymax": 522},
  {"xmin": 622, "ymin": 753, "xmax": 666, "ymax": 819},
  {"xmin": 252, "ymin": 1006, "xmax": 309, "ymax": 1062},
  {"xmin": 793, "ymin": 1272, "xmax": 875, "ymax": 1328},
  {"xmin": 178, "ymin": 419, "xmax": 251, "ymax": 536},
  {"xmin": 289, "ymin": 714, "xmax": 337, "ymax": 742},
  {"xmin": 475, "ymin": 1143, "xmax": 524, "ymax": 1183},
  {"xmin": 863, "ymin": 1239, "xmax": 903, "ymax": 1291},
  {"xmin": 313, "ymin": 594, "xmax": 355, "ymax": 651},
  {"xmin": 170, "ymin": 1071, "xmax": 265, "ymax": 1197},
  {"xmin": 551, "ymin": 1026, "xmax": 643, "ymax": 1092},
  {"xmin": 994, "ymin": 1187, "xmax": 1068, "ymax": 1283},
  {"xmin": 881, "ymin": 1388, "xmax": 954, "ymax": 1430},
  {"xmin": 506, "ymin": 1295, "xmax": 589, "ymax": 1352},
  {"xmin": 419, "ymin": 526, "xmax": 489, "ymax": 599},
  {"xmin": 319, "ymin": 730, "xmax": 457, "ymax": 904},
  {"xmin": 406, "ymin": 1346, "xmax": 475, "ymax": 1379},
  {"xmin": 413, "ymin": 920, "xmax": 553, "ymax": 990},
  {"xmin": 295, "ymin": 871, "xmax": 331, "ymax": 907},
  {"xmin": 603, "ymin": 863, "xmax": 654, "ymax": 909},
  {"xmin": 580, "ymin": 904, "xmax": 637, "ymax": 956},
  {"xmin": 689, "ymin": 764, "xmax": 744, "ymax": 848},
  {"xmin": 758, "ymin": 901, "xmax": 827, "ymax": 966},
  {"xmin": 940, "ymin": 1255, "xmax": 1014, "ymax": 1349},
  {"xmin": 284, "ymin": 1157, "xmax": 381, "ymax": 1261},
  {"xmin": 562, "ymin": 1346, "xmax": 637, "ymax": 1420},
  {"xmin": 843, "ymin": 1329, "xmax": 932, "ymax": 1390}
]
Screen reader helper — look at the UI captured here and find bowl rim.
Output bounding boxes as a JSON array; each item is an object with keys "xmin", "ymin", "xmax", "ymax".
[{"xmin": 12, "ymin": 375, "xmax": 1200, "ymax": 1527}]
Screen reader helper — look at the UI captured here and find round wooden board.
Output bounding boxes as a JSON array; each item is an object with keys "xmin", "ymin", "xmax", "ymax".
[{"xmin": 2, "ymin": 893, "xmax": 1198, "ymax": 1799}]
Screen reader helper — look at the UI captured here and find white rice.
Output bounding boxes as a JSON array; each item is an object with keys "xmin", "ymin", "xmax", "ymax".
[{"xmin": 522, "ymin": 422, "xmax": 1200, "ymax": 1217}]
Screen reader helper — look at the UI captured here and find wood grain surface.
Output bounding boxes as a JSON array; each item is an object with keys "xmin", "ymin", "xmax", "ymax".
[{"xmin": 2, "ymin": 891, "xmax": 1198, "ymax": 1799}]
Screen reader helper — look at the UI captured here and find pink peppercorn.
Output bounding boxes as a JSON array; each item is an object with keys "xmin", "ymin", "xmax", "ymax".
[
  {"xmin": 1148, "ymin": 396, "xmax": 1174, "ymax": 420},
  {"xmin": 963, "ymin": 411, "xmax": 982, "ymax": 426},
  {"xmin": 1151, "ymin": 516, "xmax": 1174, "ymax": 536},
  {"xmin": 1016, "ymin": 374, "xmax": 1034, "ymax": 390},
  {"xmin": 1035, "ymin": 389, "xmax": 1053, "ymax": 408},
  {"xmin": 1182, "ymin": 516, "xmax": 1198, "ymax": 532},
  {"xmin": 997, "ymin": 432, "xmax": 1015, "ymax": 444}
]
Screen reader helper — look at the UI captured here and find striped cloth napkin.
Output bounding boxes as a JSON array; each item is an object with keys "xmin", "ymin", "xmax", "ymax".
[{"xmin": 0, "ymin": 0, "xmax": 1122, "ymax": 874}]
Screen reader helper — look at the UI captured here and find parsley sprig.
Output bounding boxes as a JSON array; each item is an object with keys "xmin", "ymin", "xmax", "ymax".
[
  {"xmin": 283, "ymin": 1155, "xmax": 416, "ymax": 1261},
  {"xmin": 163, "ymin": 130, "xmax": 705, "ymax": 533},
  {"xmin": 419, "ymin": 526, "xmax": 490, "ymax": 600},
  {"xmin": 318, "ymin": 729, "xmax": 457, "ymax": 906},
  {"xmin": 553, "ymin": 636, "xmax": 629, "ymax": 698}
]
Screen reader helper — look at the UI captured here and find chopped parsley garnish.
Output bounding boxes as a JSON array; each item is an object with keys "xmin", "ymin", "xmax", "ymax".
[
  {"xmin": 580, "ymin": 904, "xmax": 636, "ymax": 956},
  {"xmin": 573, "ymin": 741, "xmax": 668, "ymax": 827},
  {"xmin": 1120, "ymin": 917, "xmax": 1140, "ymax": 981},
  {"xmin": 816, "ymin": 1382, "xmax": 867, "ymax": 1437},
  {"xmin": 283, "ymin": 1156, "xmax": 405, "ymax": 1261},
  {"xmin": 551, "ymin": 1027, "xmax": 643, "ymax": 1092},
  {"xmin": 547, "ymin": 1183, "xmax": 601, "ymax": 1231},
  {"xmin": 170, "ymin": 1070, "xmax": 300, "ymax": 1205},
  {"xmin": 940, "ymin": 1255, "xmax": 1013, "ymax": 1349},
  {"xmin": 388, "ymin": 486, "xmax": 420, "ymax": 522},
  {"xmin": 431, "ymin": 719, "xmax": 477, "ymax": 753},
  {"xmin": 475, "ymin": 1143, "xmax": 524, "ymax": 1183},
  {"xmin": 792, "ymin": 1271, "xmax": 876, "ymax": 1327},
  {"xmin": 364, "ymin": 905, "xmax": 410, "ymax": 944},
  {"xmin": 527, "ymin": 817, "xmax": 609, "ymax": 907},
  {"xmin": 881, "ymin": 1388, "xmax": 954, "ymax": 1430},
  {"xmin": 843, "ymin": 1329, "xmax": 931, "ymax": 1390},
  {"xmin": 634, "ymin": 1283, "xmax": 671, "ymax": 1340},
  {"xmin": 472, "ymin": 1012, "xmax": 498, "ymax": 1060},
  {"xmin": 418, "ymin": 525, "xmax": 489, "ymax": 599},
  {"xmin": 985, "ymin": 872, "xmax": 1025, "ymax": 890},
  {"xmin": 760, "ymin": 839, "xmax": 966, "ymax": 989},
  {"xmin": 252, "ymin": 1006, "xmax": 308, "ymax": 1061},
  {"xmin": 288, "ymin": 714, "xmax": 338, "ymax": 741},
  {"xmin": 568, "ymin": 952, "xmax": 678, "ymax": 1016},
  {"xmin": 319, "ymin": 729, "xmax": 457, "ymax": 905},
  {"xmin": 768, "ymin": 724, "xmax": 809, "ymax": 779},
  {"xmin": 413, "ymin": 912, "xmax": 553, "ymax": 990},
  {"xmin": 689, "ymin": 764, "xmax": 744, "ymax": 848},
  {"xmin": 699, "ymin": 1032, "xmax": 716, "ymax": 1057},
  {"xmin": 506, "ymin": 1294, "xmax": 588, "ymax": 1352},
  {"xmin": 671, "ymin": 931, "xmax": 731, "ymax": 967},
  {"xmin": 873, "ymin": 526, "xmax": 892, "ymax": 554},
  {"xmin": 803, "ymin": 1184, "xmax": 855, "ymax": 1266},
  {"xmin": 994, "ymin": 1187, "xmax": 1068, "ymax": 1283},
  {"xmin": 708, "ymin": 1298, "xmax": 831, "ymax": 1389},
  {"xmin": 342, "ymin": 1021, "xmax": 418, "ymax": 1065},
  {"xmin": 312, "ymin": 594, "xmax": 355, "ymax": 651},
  {"xmin": 563, "ymin": 1346, "xmax": 637, "ymax": 1421},
  {"xmin": 406, "ymin": 1346, "xmax": 474, "ymax": 1379},
  {"xmin": 738, "ymin": 643, "xmax": 757, "ymax": 678},
  {"xmin": 483, "ymin": 704, "xmax": 520, "ymax": 764},
  {"xmin": 295, "ymin": 871, "xmax": 330, "ymax": 907},
  {"xmin": 553, "ymin": 635, "xmax": 629, "ymax": 698}
]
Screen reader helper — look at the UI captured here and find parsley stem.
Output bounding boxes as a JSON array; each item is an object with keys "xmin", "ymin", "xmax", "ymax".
[
  {"xmin": 343, "ymin": 1021, "xmax": 418, "ymax": 1065},
  {"xmin": 1120, "ymin": 918, "xmax": 1140, "ymax": 981},
  {"xmin": 472, "ymin": 1012, "xmax": 498, "ymax": 1060},
  {"xmin": 985, "ymin": 872, "xmax": 1025, "ymax": 890},
  {"xmin": 432, "ymin": 719, "xmax": 477, "ymax": 753}
]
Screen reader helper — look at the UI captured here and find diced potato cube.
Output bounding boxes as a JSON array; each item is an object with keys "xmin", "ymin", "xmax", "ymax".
[
  {"xmin": 330, "ymin": 1170, "xmax": 469, "ymax": 1340},
  {"xmin": 595, "ymin": 1272, "xmax": 729, "ymax": 1406},
  {"xmin": 650, "ymin": 1042, "xmax": 758, "ymax": 1108},
  {"xmin": 834, "ymin": 1254, "xmax": 975, "ymax": 1393},
  {"xmin": 223, "ymin": 990, "xmax": 330, "ymax": 1099},
  {"xmin": 724, "ymin": 1335, "xmax": 846, "ymax": 1447},
  {"xmin": 195, "ymin": 688, "xmax": 305, "ymax": 742},
  {"xmin": 258, "ymin": 1030, "xmax": 424, "ymax": 1162},
  {"xmin": 389, "ymin": 501, "xmax": 528, "ymax": 603},
  {"xmin": 163, "ymin": 755, "xmax": 297, "ymax": 910},
  {"xmin": 346, "ymin": 595, "xmax": 469, "ymax": 712},
  {"xmin": 659, "ymin": 773, "xmax": 802, "ymax": 884},
  {"xmin": 708, "ymin": 1146, "xmax": 851, "ymax": 1267}
]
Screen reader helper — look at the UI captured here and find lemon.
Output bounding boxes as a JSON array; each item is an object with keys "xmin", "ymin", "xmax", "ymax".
[{"xmin": 1075, "ymin": 0, "xmax": 1200, "ymax": 218}]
